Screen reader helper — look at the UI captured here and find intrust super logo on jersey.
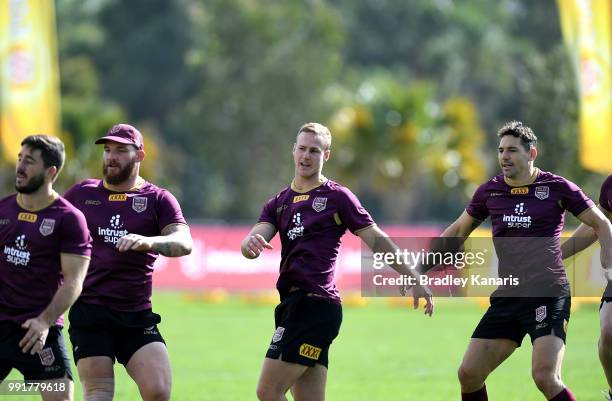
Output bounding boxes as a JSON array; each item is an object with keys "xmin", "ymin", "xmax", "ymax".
[
  {"xmin": 97, "ymin": 214, "xmax": 128, "ymax": 244},
  {"xmin": 502, "ymin": 202, "xmax": 532, "ymax": 228},
  {"xmin": 287, "ymin": 213, "xmax": 304, "ymax": 240},
  {"xmin": 4, "ymin": 234, "xmax": 30, "ymax": 266}
]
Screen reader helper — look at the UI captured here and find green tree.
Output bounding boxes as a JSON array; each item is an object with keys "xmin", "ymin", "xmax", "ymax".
[
  {"xmin": 327, "ymin": 72, "xmax": 487, "ymax": 222},
  {"xmin": 172, "ymin": 0, "xmax": 344, "ymax": 219}
]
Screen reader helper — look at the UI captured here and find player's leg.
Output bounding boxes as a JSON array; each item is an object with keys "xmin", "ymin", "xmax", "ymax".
[
  {"xmin": 289, "ymin": 363, "xmax": 327, "ymax": 401},
  {"xmin": 289, "ymin": 329, "xmax": 334, "ymax": 401},
  {"xmin": 260, "ymin": 293, "xmax": 342, "ymax": 401},
  {"xmin": 459, "ymin": 298, "xmax": 522, "ymax": 400},
  {"xmin": 13, "ymin": 326, "xmax": 75, "ymax": 401},
  {"xmin": 531, "ymin": 335, "xmax": 575, "ymax": 400},
  {"xmin": 76, "ymin": 357, "xmax": 115, "ymax": 401},
  {"xmin": 257, "ymin": 358, "xmax": 309, "ymax": 401},
  {"xmin": 69, "ymin": 302, "xmax": 116, "ymax": 401},
  {"xmin": 528, "ymin": 296, "xmax": 575, "ymax": 401},
  {"xmin": 600, "ymin": 298, "xmax": 612, "ymax": 392},
  {"xmin": 124, "ymin": 342, "xmax": 171, "ymax": 401},
  {"xmin": 458, "ymin": 338, "xmax": 517, "ymax": 394}
]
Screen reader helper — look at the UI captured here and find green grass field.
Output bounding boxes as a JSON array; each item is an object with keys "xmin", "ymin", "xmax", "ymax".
[{"xmin": 6, "ymin": 293, "xmax": 604, "ymax": 400}]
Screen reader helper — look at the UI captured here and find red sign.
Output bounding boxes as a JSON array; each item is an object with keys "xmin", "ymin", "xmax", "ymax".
[{"xmin": 153, "ymin": 226, "xmax": 441, "ymax": 291}]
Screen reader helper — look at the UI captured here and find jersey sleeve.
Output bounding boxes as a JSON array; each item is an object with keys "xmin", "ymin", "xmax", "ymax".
[
  {"xmin": 560, "ymin": 178, "xmax": 594, "ymax": 217},
  {"xmin": 599, "ymin": 176, "xmax": 612, "ymax": 213},
  {"xmin": 338, "ymin": 187, "xmax": 375, "ymax": 234},
  {"xmin": 465, "ymin": 183, "xmax": 489, "ymax": 221},
  {"xmin": 157, "ymin": 190, "xmax": 188, "ymax": 230},
  {"xmin": 60, "ymin": 209, "xmax": 92, "ymax": 257},
  {"xmin": 257, "ymin": 196, "xmax": 278, "ymax": 229}
]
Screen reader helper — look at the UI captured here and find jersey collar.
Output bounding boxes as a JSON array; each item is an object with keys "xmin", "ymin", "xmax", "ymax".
[
  {"xmin": 102, "ymin": 176, "xmax": 146, "ymax": 192},
  {"xmin": 16, "ymin": 191, "xmax": 59, "ymax": 212},
  {"xmin": 291, "ymin": 176, "xmax": 328, "ymax": 194},
  {"xmin": 504, "ymin": 168, "xmax": 540, "ymax": 187}
]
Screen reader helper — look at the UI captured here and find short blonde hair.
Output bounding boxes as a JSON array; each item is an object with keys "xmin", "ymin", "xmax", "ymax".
[{"xmin": 297, "ymin": 122, "xmax": 332, "ymax": 150}]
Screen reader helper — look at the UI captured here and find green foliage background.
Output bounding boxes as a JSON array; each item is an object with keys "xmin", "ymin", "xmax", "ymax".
[{"xmin": 3, "ymin": 0, "xmax": 604, "ymax": 223}]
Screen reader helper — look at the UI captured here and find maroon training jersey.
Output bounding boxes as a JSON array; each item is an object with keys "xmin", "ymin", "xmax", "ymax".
[
  {"xmin": 466, "ymin": 170, "xmax": 594, "ymax": 295},
  {"xmin": 65, "ymin": 179, "xmax": 187, "ymax": 311},
  {"xmin": 258, "ymin": 179, "xmax": 374, "ymax": 302},
  {"xmin": 0, "ymin": 194, "xmax": 91, "ymax": 325},
  {"xmin": 599, "ymin": 175, "xmax": 612, "ymax": 213}
]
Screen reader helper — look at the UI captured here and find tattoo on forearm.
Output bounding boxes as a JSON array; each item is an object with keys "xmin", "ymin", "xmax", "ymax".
[{"xmin": 153, "ymin": 242, "xmax": 183, "ymax": 257}]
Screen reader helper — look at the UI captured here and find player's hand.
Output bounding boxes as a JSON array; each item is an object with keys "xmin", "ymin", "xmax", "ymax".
[
  {"xmin": 19, "ymin": 317, "xmax": 50, "ymax": 355},
  {"xmin": 245, "ymin": 234, "xmax": 273, "ymax": 258},
  {"xmin": 399, "ymin": 282, "xmax": 413, "ymax": 296},
  {"xmin": 400, "ymin": 265, "xmax": 423, "ymax": 296},
  {"xmin": 116, "ymin": 234, "xmax": 154, "ymax": 252},
  {"xmin": 412, "ymin": 283, "xmax": 434, "ymax": 317}
]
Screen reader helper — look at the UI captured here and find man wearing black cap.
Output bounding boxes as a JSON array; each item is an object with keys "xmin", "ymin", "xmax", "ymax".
[{"xmin": 64, "ymin": 124, "xmax": 193, "ymax": 401}]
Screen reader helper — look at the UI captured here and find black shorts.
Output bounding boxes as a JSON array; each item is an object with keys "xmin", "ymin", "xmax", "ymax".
[
  {"xmin": 68, "ymin": 301, "xmax": 165, "ymax": 365},
  {"xmin": 601, "ymin": 282, "xmax": 612, "ymax": 308},
  {"xmin": 0, "ymin": 322, "xmax": 72, "ymax": 381},
  {"xmin": 265, "ymin": 291, "xmax": 342, "ymax": 368},
  {"xmin": 472, "ymin": 296, "xmax": 571, "ymax": 346}
]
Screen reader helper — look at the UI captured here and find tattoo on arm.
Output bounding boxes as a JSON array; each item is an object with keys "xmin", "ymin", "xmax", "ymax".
[
  {"xmin": 154, "ymin": 224, "xmax": 193, "ymax": 257},
  {"xmin": 153, "ymin": 242, "xmax": 181, "ymax": 257}
]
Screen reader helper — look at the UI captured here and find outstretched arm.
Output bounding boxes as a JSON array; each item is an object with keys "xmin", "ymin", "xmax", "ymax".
[
  {"xmin": 419, "ymin": 211, "xmax": 483, "ymax": 273},
  {"xmin": 357, "ymin": 224, "xmax": 435, "ymax": 316},
  {"xmin": 440, "ymin": 211, "xmax": 483, "ymax": 238}
]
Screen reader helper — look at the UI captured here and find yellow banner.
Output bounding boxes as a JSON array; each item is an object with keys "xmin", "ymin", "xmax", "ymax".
[
  {"xmin": 0, "ymin": 0, "xmax": 60, "ymax": 161},
  {"xmin": 558, "ymin": 0, "xmax": 611, "ymax": 174}
]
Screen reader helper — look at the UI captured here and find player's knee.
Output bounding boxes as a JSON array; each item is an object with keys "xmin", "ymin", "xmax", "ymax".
[
  {"xmin": 457, "ymin": 363, "xmax": 482, "ymax": 386},
  {"xmin": 256, "ymin": 386, "xmax": 270, "ymax": 401},
  {"xmin": 600, "ymin": 327, "xmax": 612, "ymax": 351},
  {"xmin": 531, "ymin": 367, "xmax": 560, "ymax": 394},
  {"xmin": 140, "ymin": 381, "xmax": 171, "ymax": 401},
  {"xmin": 256, "ymin": 384, "xmax": 281, "ymax": 401},
  {"xmin": 82, "ymin": 379, "xmax": 114, "ymax": 401}
]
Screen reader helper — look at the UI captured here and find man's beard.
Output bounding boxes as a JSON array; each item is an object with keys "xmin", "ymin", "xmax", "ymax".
[
  {"xmin": 103, "ymin": 158, "xmax": 136, "ymax": 185},
  {"xmin": 15, "ymin": 171, "xmax": 45, "ymax": 194}
]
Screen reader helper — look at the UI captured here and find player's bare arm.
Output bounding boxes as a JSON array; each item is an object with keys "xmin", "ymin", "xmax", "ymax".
[
  {"xmin": 241, "ymin": 222, "xmax": 276, "ymax": 259},
  {"xmin": 562, "ymin": 205, "xmax": 611, "ymax": 259},
  {"xmin": 19, "ymin": 253, "xmax": 89, "ymax": 354},
  {"xmin": 357, "ymin": 224, "xmax": 435, "ymax": 316},
  {"xmin": 575, "ymin": 206, "xmax": 612, "ymax": 276},
  {"xmin": 441, "ymin": 211, "xmax": 483, "ymax": 238},
  {"xmin": 415, "ymin": 211, "xmax": 483, "ymax": 274},
  {"xmin": 116, "ymin": 223, "xmax": 193, "ymax": 257}
]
